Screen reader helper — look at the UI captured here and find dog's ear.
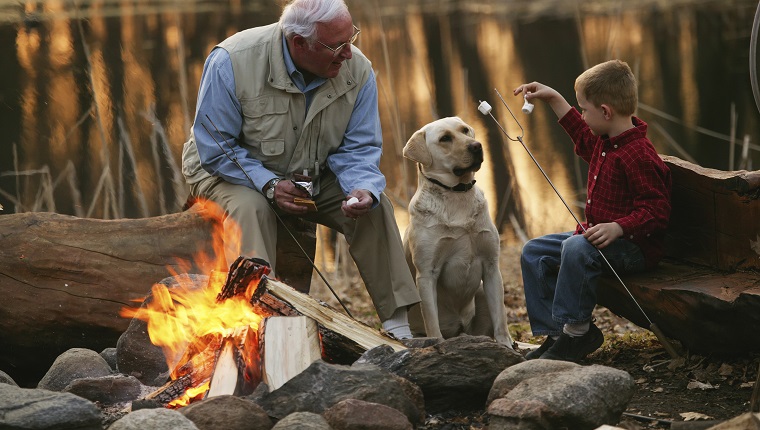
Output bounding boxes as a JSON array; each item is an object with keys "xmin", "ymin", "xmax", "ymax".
[{"xmin": 403, "ymin": 129, "xmax": 432, "ymax": 167}]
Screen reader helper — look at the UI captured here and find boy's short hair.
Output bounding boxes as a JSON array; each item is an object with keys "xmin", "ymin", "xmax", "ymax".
[{"xmin": 575, "ymin": 59, "xmax": 637, "ymax": 116}]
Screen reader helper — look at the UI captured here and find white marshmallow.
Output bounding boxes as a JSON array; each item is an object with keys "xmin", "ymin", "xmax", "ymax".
[
  {"xmin": 522, "ymin": 96, "xmax": 534, "ymax": 114},
  {"xmin": 477, "ymin": 101, "xmax": 492, "ymax": 115}
]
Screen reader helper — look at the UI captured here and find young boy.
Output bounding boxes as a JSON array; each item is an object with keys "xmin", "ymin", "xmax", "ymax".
[{"xmin": 513, "ymin": 59, "xmax": 672, "ymax": 362}]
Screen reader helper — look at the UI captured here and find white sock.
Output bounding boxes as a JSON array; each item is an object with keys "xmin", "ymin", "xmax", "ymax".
[
  {"xmin": 563, "ymin": 321, "xmax": 590, "ymax": 337},
  {"xmin": 382, "ymin": 307, "xmax": 413, "ymax": 340}
]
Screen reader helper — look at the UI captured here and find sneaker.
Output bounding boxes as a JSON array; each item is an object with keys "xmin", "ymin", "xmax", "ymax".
[
  {"xmin": 525, "ymin": 336, "xmax": 556, "ymax": 360},
  {"xmin": 541, "ymin": 322, "xmax": 604, "ymax": 362}
]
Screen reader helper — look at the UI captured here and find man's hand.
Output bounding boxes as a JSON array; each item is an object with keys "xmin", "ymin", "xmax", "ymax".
[
  {"xmin": 583, "ymin": 222, "xmax": 623, "ymax": 249},
  {"xmin": 341, "ymin": 189, "xmax": 373, "ymax": 219},
  {"xmin": 271, "ymin": 179, "xmax": 312, "ymax": 214}
]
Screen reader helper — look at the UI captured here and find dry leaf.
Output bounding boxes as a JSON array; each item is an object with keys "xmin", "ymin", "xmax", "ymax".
[
  {"xmin": 680, "ymin": 412, "xmax": 713, "ymax": 421},
  {"xmin": 740, "ymin": 382, "xmax": 754, "ymax": 389},
  {"xmin": 687, "ymin": 380, "xmax": 716, "ymax": 390},
  {"xmin": 667, "ymin": 357, "xmax": 686, "ymax": 371},
  {"xmin": 651, "ymin": 387, "xmax": 665, "ymax": 393},
  {"xmin": 718, "ymin": 363, "xmax": 733, "ymax": 376}
]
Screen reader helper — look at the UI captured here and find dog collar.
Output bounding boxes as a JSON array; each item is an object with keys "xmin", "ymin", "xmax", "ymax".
[{"xmin": 424, "ymin": 175, "xmax": 476, "ymax": 192}]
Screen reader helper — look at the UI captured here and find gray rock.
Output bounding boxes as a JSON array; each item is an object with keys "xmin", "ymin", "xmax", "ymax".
[
  {"xmin": 100, "ymin": 347, "xmax": 118, "ymax": 371},
  {"xmin": 179, "ymin": 395, "xmax": 274, "ymax": 430},
  {"xmin": 323, "ymin": 398, "xmax": 413, "ymax": 430},
  {"xmin": 0, "ymin": 383, "xmax": 102, "ymax": 430},
  {"xmin": 63, "ymin": 374, "xmax": 143, "ymax": 404},
  {"xmin": 488, "ymin": 361, "xmax": 635, "ymax": 430},
  {"xmin": 252, "ymin": 360, "xmax": 424, "ymax": 425},
  {"xmin": 0, "ymin": 370, "xmax": 18, "ymax": 386},
  {"xmin": 271, "ymin": 412, "xmax": 332, "ymax": 430},
  {"xmin": 37, "ymin": 348, "xmax": 113, "ymax": 391},
  {"xmin": 108, "ymin": 408, "xmax": 199, "ymax": 430},
  {"xmin": 487, "ymin": 359, "xmax": 580, "ymax": 405},
  {"xmin": 357, "ymin": 334, "xmax": 524, "ymax": 413}
]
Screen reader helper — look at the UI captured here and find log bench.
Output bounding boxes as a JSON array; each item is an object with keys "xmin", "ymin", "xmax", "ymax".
[{"xmin": 597, "ymin": 156, "xmax": 760, "ymax": 355}]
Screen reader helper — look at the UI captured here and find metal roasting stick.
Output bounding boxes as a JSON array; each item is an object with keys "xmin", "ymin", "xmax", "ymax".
[
  {"xmin": 478, "ymin": 88, "xmax": 680, "ymax": 359},
  {"xmin": 200, "ymin": 116, "xmax": 355, "ymax": 319}
]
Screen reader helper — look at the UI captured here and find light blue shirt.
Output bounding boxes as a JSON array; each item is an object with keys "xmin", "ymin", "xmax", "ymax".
[{"xmin": 191, "ymin": 36, "xmax": 386, "ymax": 201}]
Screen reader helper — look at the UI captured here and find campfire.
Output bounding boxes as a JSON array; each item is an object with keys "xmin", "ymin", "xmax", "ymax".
[{"xmin": 120, "ymin": 200, "xmax": 406, "ymax": 409}]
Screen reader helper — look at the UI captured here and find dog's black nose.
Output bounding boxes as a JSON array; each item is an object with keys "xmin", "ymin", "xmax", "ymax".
[{"xmin": 468, "ymin": 142, "xmax": 483, "ymax": 155}]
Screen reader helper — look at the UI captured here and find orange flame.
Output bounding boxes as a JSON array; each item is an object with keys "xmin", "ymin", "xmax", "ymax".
[
  {"xmin": 120, "ymin": 199, "xmax": 265, "ymax": 405},
  {"xmin": 168, "ymin": 381, "xmax": 210, "ymax": 408}
]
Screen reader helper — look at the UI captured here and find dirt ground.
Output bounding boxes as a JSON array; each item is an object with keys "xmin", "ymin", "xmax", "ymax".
[{"xmin": 310, "ymin": 242, "xmax": 759, "ymax": 429}]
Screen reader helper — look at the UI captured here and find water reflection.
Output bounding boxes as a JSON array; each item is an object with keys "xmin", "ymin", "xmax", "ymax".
[{"xmin": 1, "ymin": 0, "xmax": 758, "ymax": 241}]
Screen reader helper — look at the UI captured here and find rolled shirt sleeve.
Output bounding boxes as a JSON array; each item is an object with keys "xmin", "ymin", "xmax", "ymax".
[
  {"xmin": 327, "ymin": 69, "xmax": 386, "ymax": 203},
  {"xmin": 192, "ymin": 48, "xmax": 277, "ymax": 192}
]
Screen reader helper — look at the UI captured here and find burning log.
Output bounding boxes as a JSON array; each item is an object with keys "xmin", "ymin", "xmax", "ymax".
[
  {"xmin": 217, "ymin": 257, "xmax": 271, "ymax": 302},
  {"xmin": 145, "ymin": 342, "xmax": 216, "ymax": 406},
  {"xmin": 206, "ymin": 326, "xmax": 259, "ymax": 398},
  {"xmin": 139, "ymin": 257, "xmax": 407, "ymax": 408},
  {"xmin": 145, "ymin": 326, "xmax": 260, "ymax": 407},
  {"xmin": 142, "ymin": 315, "xmax": 322, "ymax": 407}
]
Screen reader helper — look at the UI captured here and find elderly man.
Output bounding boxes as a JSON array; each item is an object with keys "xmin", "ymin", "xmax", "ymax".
[{"xmin": 181, "ymin": 0, "xmax": 419, "ymax": 339}]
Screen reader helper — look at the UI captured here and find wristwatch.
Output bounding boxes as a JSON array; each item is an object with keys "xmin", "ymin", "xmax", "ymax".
[{"xmin": 264, "ymin": 178, "xmax": 281, "ymax": 202}]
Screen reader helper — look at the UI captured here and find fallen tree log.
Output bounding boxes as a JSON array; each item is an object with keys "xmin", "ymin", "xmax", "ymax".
[
  {"xmin": 0, "ymin": 203, "xmax": 316, "ymax": 387},
  {"xmin": 598, "ymin": 155, "xmax": 760, "ymax": 356}
]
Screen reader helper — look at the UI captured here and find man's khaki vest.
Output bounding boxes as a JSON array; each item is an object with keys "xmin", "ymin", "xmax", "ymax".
[{"xmin": 182, "ymin": 23, "xmax": 373, "ymax": 192}]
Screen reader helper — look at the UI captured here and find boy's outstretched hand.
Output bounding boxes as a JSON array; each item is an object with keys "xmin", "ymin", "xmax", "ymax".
[
  {"xmin": 513, "ymin": 82, "xmax": 572, "ymax": 118},
  {"xmin": 583, "ymin": 222, "xmax": 623, "ymax": 249}
]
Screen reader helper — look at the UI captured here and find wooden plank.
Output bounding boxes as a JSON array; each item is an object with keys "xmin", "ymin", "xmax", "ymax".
[
  {"xmin": 254, "ymin": 277, "xmax": 407, "ymax": 354},
  {"xmin": 206, "ymin": 339, "xmax": 238, "ymax": 398},
  {"xmin": 260, "ymin": 316, "xmax": 321, "ymax": 391}
]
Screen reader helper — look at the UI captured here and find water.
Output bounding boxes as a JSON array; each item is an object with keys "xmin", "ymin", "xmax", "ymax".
[{"xmin": 1, "ymin": 0, "xmax": 758, "ymax": 240}]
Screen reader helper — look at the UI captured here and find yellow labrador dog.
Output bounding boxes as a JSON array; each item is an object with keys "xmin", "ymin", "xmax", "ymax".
[{"xmin": 402, "ymin": 116, "xmax": 514, "ymax": 348}]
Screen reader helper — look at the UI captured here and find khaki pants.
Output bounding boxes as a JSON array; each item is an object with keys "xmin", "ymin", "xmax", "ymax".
[{"xmin": 190, "ymin": 170, "xmax": 420, "ymax": 321}]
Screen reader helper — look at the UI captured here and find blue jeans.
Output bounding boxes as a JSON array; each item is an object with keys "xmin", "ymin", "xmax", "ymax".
[{"xmin": 521, "ymin": 232, "xmax": 647, "ymax": 336}]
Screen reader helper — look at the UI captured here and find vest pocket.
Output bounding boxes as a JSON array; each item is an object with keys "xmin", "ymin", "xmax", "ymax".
[
  {"xmin": 240, "ymin": 96, "xmax": 289, "ymax": 141},
  {"xmin": 261, "ymin": 140, "xmax": 285, "ymax": 156}
]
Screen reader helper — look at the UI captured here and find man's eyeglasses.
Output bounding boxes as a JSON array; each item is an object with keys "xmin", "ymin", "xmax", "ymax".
[{"xmin": 315, "ymin": 25, "xmax": 360, "ymax": 57}]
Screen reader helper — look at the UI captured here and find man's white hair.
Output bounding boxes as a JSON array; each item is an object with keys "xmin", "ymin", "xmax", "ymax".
[{"xmin": 280, "ymin": 0, "xmax": 351, "ymax": 41}]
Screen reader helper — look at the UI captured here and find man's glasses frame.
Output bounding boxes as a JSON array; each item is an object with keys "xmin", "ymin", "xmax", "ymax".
[{"xmin": 315, "ymin": 25, "xmax": 360, "ymax": 57}]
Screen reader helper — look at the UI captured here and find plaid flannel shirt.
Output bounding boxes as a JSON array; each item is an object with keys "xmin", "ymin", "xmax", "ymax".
[{"xmin": 559, "ymin": 108, "xmax": 672, "ymax": 267}]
